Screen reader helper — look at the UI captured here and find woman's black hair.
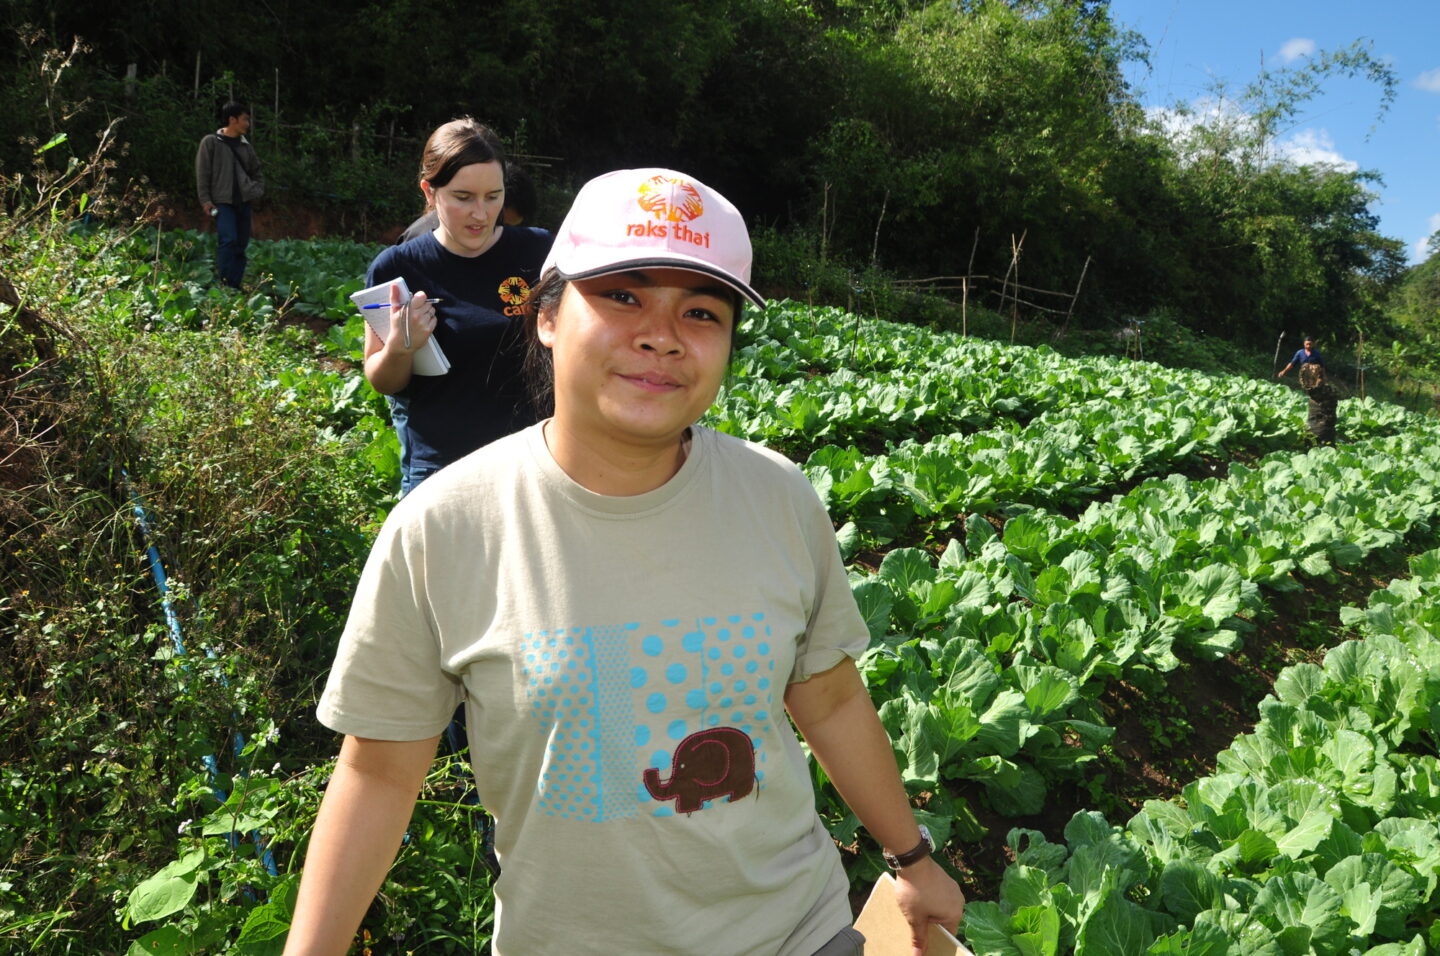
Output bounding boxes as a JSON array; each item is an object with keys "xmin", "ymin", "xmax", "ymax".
[{"xmin": 521, "ymin": 270, "xmax": 568, "ymax": 418}]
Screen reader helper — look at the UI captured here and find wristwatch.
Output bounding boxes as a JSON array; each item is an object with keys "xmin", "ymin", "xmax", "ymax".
[{"xmin": 882, "ymin": 825, "xmax": 934, "ymax": 869}]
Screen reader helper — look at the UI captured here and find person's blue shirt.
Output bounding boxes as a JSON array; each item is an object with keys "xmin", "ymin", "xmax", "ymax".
[{"xmin": 1290, "ymin": 347, "xmax": 1324, "ymax": 367}]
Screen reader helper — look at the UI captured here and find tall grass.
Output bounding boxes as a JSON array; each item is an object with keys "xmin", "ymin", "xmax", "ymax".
[{"xmin": 1, "ymin": 166, "xmax": 492, "ymax": 953}]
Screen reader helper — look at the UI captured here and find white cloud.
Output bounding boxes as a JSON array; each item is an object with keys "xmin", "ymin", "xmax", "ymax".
[
  {"xmin": 1417, "ymin": 67, "xmax": 1440, "ymax": 93},
  {"xmin": 1146, "ymin": 98, "xmax": 1254, "ymax": 141},
  {"xmin": 1278, "ymin": 38, "xmax": 1316, "ymax": 63},
  {"xmin": 1414, "ymin": 213, "xmax": 1440, "ymax": 264},
  {"xmin": 1275, "ymin": 129, "xmax": 1358, "ymax": 172},
  {"xmin": 1147, "ymin": 103, "xmax": 1357, "ymax": 173}
]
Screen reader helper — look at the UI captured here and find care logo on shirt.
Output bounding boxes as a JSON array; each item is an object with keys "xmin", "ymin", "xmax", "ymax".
[{"xmin": 499, "ymin": 275, "xmax": 532, "ymax": 315}]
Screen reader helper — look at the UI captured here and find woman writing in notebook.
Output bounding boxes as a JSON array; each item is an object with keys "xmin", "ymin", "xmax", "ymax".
[
  {"xmin": 364, "ymin": 117, "xmax": 552, "ymax": 495},
  {"xmin": 287, "ymin": 168, "xmax": 965, "ymax": 956}
]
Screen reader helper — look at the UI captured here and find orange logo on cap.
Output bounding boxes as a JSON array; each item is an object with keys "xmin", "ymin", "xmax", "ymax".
[
  {"xmin": 637, "ymin": 176, "xmax": 703, "ymax": 223},
  {"xmin": 498, "ymin": 276, "xmax": 531, "ymax": 306}
]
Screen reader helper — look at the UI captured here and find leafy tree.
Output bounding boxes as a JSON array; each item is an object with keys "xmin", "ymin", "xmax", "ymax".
[
  {"xmin": 0, "ymin": 0, "xmax": 1415, "ymax": 351},
  {"xmin": 1136, "ymin": 39, "xmax": 1401, "ymax": 342},
  {"xmin": 807, "ymin": 0, "xmax": 1147, "ymax": 292},
  {"xmin": 1389, "ymin": 238, "xmax": 1440, "ymax": 340}
]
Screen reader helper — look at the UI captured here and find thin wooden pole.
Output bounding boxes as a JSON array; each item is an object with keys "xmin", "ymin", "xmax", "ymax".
[
  {"xmin": 1005, "ymin": 230, "xmax": 1027, "ymax": 344},
  {"xmin": 963, "ymin": 227, "xmax": 979, "ymax": 338},
  {"xmin": 1001, "ymin": 239, "xmax": 1017, "ymax": 341},
  {"xmin": 819, "ymin": 182, "xmax": 830, "ymax": 265},
  {"xmin": 193, "ymin": 51, "xmax": 200, "ymax": 99},
  {"xmin": 1358, "ymin": 331, "xmax": 1366, "ymax": 399},
  {"xmin": 1055, "ymin": 254, "xmax": 1091, "ymax": 340},
  {"xmin": 847, "ymin": 300, "xmax": 864, "ymax": 367},
  {"xmin": 870, "ymin": 188, "xmax": 889, "ymax": 268}
]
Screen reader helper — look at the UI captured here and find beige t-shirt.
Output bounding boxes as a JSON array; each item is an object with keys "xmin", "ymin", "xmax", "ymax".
[{"xmin": 318, "ymin": 423, "xmax": 871, "ymax": 955}]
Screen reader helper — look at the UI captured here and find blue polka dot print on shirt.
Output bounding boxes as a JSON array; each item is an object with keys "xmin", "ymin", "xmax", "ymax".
[{"xmin": 519, "ymin": 613, "xmax": 778, "ymax": 822}]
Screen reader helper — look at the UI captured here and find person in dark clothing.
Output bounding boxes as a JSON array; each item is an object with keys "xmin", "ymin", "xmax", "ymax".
[
  {"xmin": 364, "ymin": 117, "xmax": 552, "ymax": 495},
  {"xmin": 1304, "ymin": 368, "xmax": 1339, "ymax": 444},
  {"xmin": 1277, "ymin": 336, "xmax": 1324, "ymax": 381},
  {"xmin": 195, "ymin": 102, "xmax": 264, "ymax": 288}
]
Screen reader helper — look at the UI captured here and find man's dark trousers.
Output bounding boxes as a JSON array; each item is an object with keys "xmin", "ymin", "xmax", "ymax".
[{"xmin": 215, "ymin": 202, "xmax": 252, "ymax": 288}]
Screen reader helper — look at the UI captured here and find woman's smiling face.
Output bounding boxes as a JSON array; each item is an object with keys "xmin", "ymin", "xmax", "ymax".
[
  {"xmin": 423, "ymin": 160, "xmax": 505, "ymax": 257},
  {"xmin": 537, "ymin": 268, "xmax": 736, "ymax": 452}
]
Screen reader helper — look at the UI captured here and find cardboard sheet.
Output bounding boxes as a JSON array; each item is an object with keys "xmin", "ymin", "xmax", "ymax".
[{"xmin": 852, "ymin": 872, "xmax": 974, "ymax": 956}]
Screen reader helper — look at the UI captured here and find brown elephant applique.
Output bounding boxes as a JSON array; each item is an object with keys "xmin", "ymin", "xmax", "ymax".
[{"xmin": 643, "ymin": 727, "xmax": 756, "ymax": 814}]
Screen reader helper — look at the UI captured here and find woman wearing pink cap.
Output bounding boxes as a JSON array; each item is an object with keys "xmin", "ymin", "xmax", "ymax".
[{"xmin": 286, "ymin": 170, "xmax": 965, "ymax": 956}]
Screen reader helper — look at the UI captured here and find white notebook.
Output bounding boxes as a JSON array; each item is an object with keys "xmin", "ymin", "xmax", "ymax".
[{"xmin": 349, "ymin": 276, "xmax": 451, "ymax": 376}]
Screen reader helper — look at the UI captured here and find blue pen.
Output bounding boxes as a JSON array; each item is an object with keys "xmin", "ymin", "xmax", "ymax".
[{"xmin": 362, "ymin": 299, "xmax": 443, "ymax": 308}]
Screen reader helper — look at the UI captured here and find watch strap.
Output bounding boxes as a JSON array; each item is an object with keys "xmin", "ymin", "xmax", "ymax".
[{"xmin": 882, "ymin": 824, "xmax": 933, "ymax": 869}]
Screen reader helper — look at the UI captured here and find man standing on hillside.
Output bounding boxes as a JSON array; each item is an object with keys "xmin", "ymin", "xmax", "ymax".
[
  {"xmin": 196, "ymin": 102, "xmax": 264, "ymax": 288},
  {"xmin": 1276, "ymin": 336, "xmax": 1324, "ymax": 384}
]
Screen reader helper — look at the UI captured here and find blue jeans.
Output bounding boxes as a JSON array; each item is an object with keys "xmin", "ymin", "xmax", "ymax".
[
  {"xmin": 214, "ymin": 202, "xmax": 252, "ymax": 288},
  {"xmin": 389, "ymin": 398, "xmax": 439, "ymax": 496},
  {"xmin": 399, "ymin": 467, "xmax": 439, "ymax": 498}
]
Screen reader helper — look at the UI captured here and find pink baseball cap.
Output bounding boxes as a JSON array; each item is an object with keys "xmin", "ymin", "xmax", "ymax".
[{"xmin": 541, "ymin": 168, "xmax": 765, "ymax": 309}]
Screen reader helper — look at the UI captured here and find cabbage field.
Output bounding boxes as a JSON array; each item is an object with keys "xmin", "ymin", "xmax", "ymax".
[{"xmin": 5, "ymin": 227, "xmax": 1439, "ymax": 954}]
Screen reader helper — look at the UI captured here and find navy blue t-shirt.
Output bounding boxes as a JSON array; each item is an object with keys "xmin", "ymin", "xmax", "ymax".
[{"xmin": 367, "ymin": 226, "xmax": 552, "ymax": 485}]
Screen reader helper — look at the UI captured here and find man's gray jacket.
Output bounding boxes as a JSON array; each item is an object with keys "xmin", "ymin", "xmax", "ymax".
[{"xmin": 195, "ymin": 131, "xmax": 264, "ymax": 206}]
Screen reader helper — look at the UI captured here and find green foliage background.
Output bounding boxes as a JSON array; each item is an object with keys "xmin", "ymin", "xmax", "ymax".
[
  {"xmin": 3, "ymin": 1, "xmax": 1440, "ymax": 952},
  {"xmin": 1, "ymin": 0, "xmax": 1434, "ymax": 357}
]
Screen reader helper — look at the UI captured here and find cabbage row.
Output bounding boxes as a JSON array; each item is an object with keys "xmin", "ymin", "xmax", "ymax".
[
  {"xmin": 960, "ymin": 547, "xmax": 1440, "ymax": 955},
  {"xmin": 829, "ymin": 425, "xmax": 1440, "ymax": 858}
]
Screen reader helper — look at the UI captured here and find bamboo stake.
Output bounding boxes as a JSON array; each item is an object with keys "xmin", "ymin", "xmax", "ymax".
[
  {"xmin": 820, "ymin": 182, "xmax": 830, "ymax": 265},
  {"xmin": 870, "ymin": 188, "xmax": 889, "ymax": 268},
  {"xmin": 963, "ymin": 227, "xmax": 979, "ymax": 338},
  {"xmin": 1054, "ymin": 254, "xmax": 1091, "ymax": 341},
  {"xmin": 961, "ymin": 279, "xmax": 969, "ymax": 338},
  {"xmin": 1005, "ymin": 230, "xmax": 1027, "ymax": 344},
  {"xmin": 1358, "ymin": 331, "xmax": 1366, "ymax": 399}
]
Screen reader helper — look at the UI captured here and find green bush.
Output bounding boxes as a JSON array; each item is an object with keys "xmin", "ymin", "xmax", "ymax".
[{"xmin": 0, "ymin": 168, "xmax": 448, "ymax": 952}]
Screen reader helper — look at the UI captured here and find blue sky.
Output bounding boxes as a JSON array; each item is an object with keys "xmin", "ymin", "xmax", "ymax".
[{"xmin": 1105, "ymin": 0, "xmax": 1440, "ymax": 265}]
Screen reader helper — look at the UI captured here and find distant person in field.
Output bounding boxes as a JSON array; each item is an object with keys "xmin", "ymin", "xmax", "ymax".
[
  {"xmin": 395, "ymin": 161, "xmax": 540, "ymax": 244},
  {"xmin": 1301, "ymin": 364, "xmax": 1339, "ymax": 445},
  {"xmin": 195, "ymin": 101, "xmax": 264, "ymax": 288},
  {"xmin": 1276, "ymin": 336, "xmax": 1325, "ymax": 382},
  {"xmin": 284, "ymin": 168, "xmax": 966, "ymax": 956},
  {"xmin": 363, "ymin": 117, "xmax": 552, "ymax": 496}
]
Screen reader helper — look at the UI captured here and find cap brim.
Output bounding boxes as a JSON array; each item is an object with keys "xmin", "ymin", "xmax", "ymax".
[{"xmin": 557, "ymin": 255, "xmax": 766, "ymax": 310}]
